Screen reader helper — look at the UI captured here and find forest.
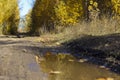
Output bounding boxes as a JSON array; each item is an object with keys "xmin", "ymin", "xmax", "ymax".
[
  {"xmin": 0, "ymin": 0, "xmax": 120, "ymax": 80},
  {"xmin": 0, "ymin": 0, "xmax": 120, "ymax": 36}
]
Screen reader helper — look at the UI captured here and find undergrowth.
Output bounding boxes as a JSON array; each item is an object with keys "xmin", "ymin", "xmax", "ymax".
[{"xmin": 40, "ymin": 17, "xmax": 120, "ymax": 44}]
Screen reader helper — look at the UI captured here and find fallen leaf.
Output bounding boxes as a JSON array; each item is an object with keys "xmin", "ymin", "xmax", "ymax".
[
  {"xmin": 96, "ymin": 78, "xmax": 106, "ymax": 80},
  {"xmin": 35, "ymin": 56, "xmax": 45, "ymax": 63},
  {"xmin": 96, "ymin": 77, "xmax": 114, "ymax": 80},
  {"xmin": 99, "ymin": 66, "xmax": 106, "ymax": 69},
  {"xmin": 49, "ymin": 71, "xmax": 61, "ymax": 74},
  {"xmin": 78, "ymin": 59, "xmax": 88, "ymax": 63},
  {"xmin": 35, "ymin": 56, "xmax": 39, "ymax": 63},
  {"xmin": 106, "ymin": 77, "xmax": 114, "ymax": 80},
  {"xmin": 68, "ymin": 59, "xmax": 74, "ymax": 62},
  {"xmin": 22, "ymin": 49, "xmax": 27, "ymax": 52},
  {"xmin": 105, "ymin": 44, "xmax": 109, "ymax": 47},
  {"xmin": 56, "ymin": 42, "xmax": 61, "ymax": 45}
]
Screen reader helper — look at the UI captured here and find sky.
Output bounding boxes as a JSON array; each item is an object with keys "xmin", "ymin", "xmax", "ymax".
[{"xmin": 18, "ymin": 0, "xmax": 36, "ymax": 18}]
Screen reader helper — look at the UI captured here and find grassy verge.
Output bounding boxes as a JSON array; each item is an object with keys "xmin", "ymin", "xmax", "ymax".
[
  {"xmin": 38, "ymin": 18, "xmax": 120, "ymax": 45},
  {"xmin": 37, "ymin": 17, "xmax": 120, "ymax": 62},
  {"xmin": 0, "ymin": 25, "xmax": 3, "ymax": 35},
  {"xmin": 38, "ymin": 18, "xmax": 120, "ymax": 74}
]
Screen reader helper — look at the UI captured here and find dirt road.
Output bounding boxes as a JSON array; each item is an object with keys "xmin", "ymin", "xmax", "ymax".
[
  {"xmin": 0, "ymin": 36, "xmax": 120, "ymax": 80},
  {"xmin": 0, "ymin": 37, "xmax": 46, "ymax": 80}
]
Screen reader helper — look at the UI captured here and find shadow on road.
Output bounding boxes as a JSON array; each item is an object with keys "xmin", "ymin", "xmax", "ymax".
[
  {"xmin": 0, "ymin": 33, "xmax": 120, "ymax": 74},
  {"xmin": 62, "ymin": 33, "xmax": 120, "ymax": 74}
]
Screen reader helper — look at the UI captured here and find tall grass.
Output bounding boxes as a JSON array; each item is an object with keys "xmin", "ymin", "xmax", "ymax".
[
  {"xmin": 40, "ymin": 17, "xmax": 120, "ymax": 43},
  {"xmin": 75, "ymin": 18, "xmax": 120, "ymax": 36},
  {"xmin": 0, "ymin": 26, "xmax": 2, "ymax": 35},
  {"xmin": 0, "ymin": 24, "xmax": 3, "ymax": 35}
]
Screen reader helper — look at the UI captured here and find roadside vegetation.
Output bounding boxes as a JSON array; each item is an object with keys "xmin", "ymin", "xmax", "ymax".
[
  {"xmin": 29, "ymin": 0, "xmax": 120, "ymax": 74},
  {"xmin": 27, "ymin": 0, "xmax": 120, "ymax": 44},
  {"xmin": 0, "ymin": 0, "xmax": 120, "ymax": 74},
  {"xmin": 0, "ymin": 0, "xmax": 19, "ymax": 35},
  {"xmin": 0, "ymin": 0, "xmax": 120, "ymax": 36},
  {"xmin": 29, "ymin": 0, "xmax": 120, "ymax": 35},
  {"xmin": 0, "ymin": 0, "xmax": 120, "ymax": 75}
]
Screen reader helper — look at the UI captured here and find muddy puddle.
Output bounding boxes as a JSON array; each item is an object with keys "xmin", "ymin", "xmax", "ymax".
[{"xmin": 35, "ymin": 53, "xmax": 120, "ymax": 80}]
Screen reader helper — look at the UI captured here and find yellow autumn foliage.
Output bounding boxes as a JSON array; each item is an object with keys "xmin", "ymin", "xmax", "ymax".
[
  {"xmin": 0, "ymin": 0, "xmax": 18, "ymax": 23},
  {"xmin": 29, "ymin": 0, "xmax": 120, "ymax": 35},
  {"xmin": 55, "ymin": 0, "xmax": 83, "ymax": 26},
  {"xmin": 0, "ymin": 0, "xmax": 19, "ymax": 35},
  {"xmin": 111, "ymin": 0, "xmax": 120, "ymax": 15},
  {"xmin": 30, "ymin": 0, "xmax": 84, "ymax": 34},
  {"xmin": 30, "ymin": 0, "xmax": 56, "ymax": 35}
]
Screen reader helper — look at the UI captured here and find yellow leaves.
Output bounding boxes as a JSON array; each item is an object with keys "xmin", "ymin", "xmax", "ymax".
[
  {"xmin": 88, "ymin": 5, "xmax": 93, "ymax": 11},
  {"xmin": 0, "ymin": 0, "xmax": 19, "ymax": 35},
  {"xmin": 88, "ymin": 1, "xmax": 100, "ymax": 20},
  {"xmin": 0, "ymin": 0, "xmax": 18, "ymax": 24},
  {"xmin": 35, "ymin": 55, "xmax": 45, "ymax": 64},
  {"xmin": 89, "ymin": 0, "xmax": 99, "ymax": 9},
  {"xmin": 93, "ymin": 2, "xmax": 98, "ymax": 7},
  {"xmin": 90, "ymin": 0, "xmax": 98, "ymax": 7},
  {"xmin": 49, "ymin": 70, "xmax": 62, "ymax": 74},
  {"xmin": 55, "ymin": 1, "xmax": 66, "ymax": 24},
  {"xmin": 78, "ymin": 59, "xmax": 88, "ymax": 63},
  {"xmin": 112, "ymin": 0, "xmax": 120, "ymax": 4},
  {"xmin": 35, "ymin": 56, "xmax": 41, "ymax": 64},
  {"xmin": 31, "ymin": 0, "xmax": 84, "ymax": 34},
  {"xmin": 96, "ymin": 77, "xmax": 114, "ymax": 80},
  {"xmin": 55, "ymin": 0, "xmax": 83, "ymax": 26},
  {"xmin": 111, "ymin": 0, "xmax": 120, "ymax": 15},
  {"xmin": 90, "ymin": 0, "xmax": 94, "ymax": 5}
]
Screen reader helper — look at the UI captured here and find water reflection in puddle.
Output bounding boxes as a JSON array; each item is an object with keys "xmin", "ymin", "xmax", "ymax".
[{"xmin": 36, "ymin": 53, "xmax": 120, "ymax": 80}]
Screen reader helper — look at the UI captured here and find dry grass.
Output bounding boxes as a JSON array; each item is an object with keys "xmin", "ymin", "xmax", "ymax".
[
  {"xmin": 39, "ymin": 17, "xmax": 120, "ymax": 44},
  {"xmin": 0, "ymin": 25, "xmax": 3, "ymax": 35}
]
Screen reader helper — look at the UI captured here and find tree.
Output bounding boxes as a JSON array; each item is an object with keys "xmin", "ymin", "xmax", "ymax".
[
  {"xmin": 30, "ymin": 0, "xmax": 84, "ymax": 35},
  {"xmin": 29, "ymin": 0, "xmax": 57, "ymax": 35},
  {"xmin": 111, "ymin": 0, "xmax": 120, "ymax": 16},
  {"xmin": 0, "ymin": 0, "xmax": 19, "ymax": 35},
  {"xmin": 55, "ymin": 0, "xmax": 83, "ymax": 25},
  {"xmin": 24, "ymin": 10, "xmax": 32, "ymax": 32}
]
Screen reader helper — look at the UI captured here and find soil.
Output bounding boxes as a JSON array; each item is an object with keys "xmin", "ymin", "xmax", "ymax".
[
  {"xmin": 0, "ymin": 36, "xmax": 67, "ymax": 80},
  {"xmin": 63, "ymin": 33, "xmax": 120, "ymax": 74},
  {"xmin": 0, "ymin": 33, "xmax": 120, "ymax": 80},
  {"xmin": 0, "ymin": 36, "xmax": 47, "ymax": 80}
]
